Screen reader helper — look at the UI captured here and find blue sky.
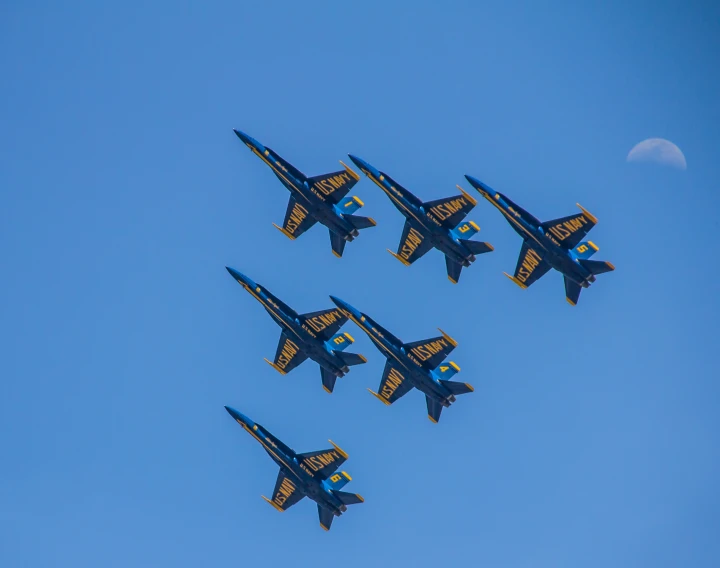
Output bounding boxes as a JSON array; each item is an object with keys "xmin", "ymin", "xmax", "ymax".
[{"xmin": 1, "ymin": 1, "xmax": 719, "ymax": 566}]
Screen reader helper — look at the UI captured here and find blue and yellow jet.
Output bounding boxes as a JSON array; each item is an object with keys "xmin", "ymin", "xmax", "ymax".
[
  {"xmin": 224, "ymin": 406, "xmax": 364, "ymax": 531},
  {"xmin": 233, "ymin": 129, "xmax": 376, "ymax": 257},
  {"xmin": 347, "ymin": 154, "xmax": 493, "ymax": 283},
  {"xmin": 226, "ymin": 267, "xmax": 366, "ymax": 393},
  {"xmin": 465, "ymin": 175, "xmax": 615, "ymax": 305},
  {"xmin": 329, "ymin": 296, "xmax": 474, "ymax": 423}
]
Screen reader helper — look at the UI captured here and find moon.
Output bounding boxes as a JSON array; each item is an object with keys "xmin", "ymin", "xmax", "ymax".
[{"xmin": 627, "ymin": 138, "xmax": 686, "ymax": 170}]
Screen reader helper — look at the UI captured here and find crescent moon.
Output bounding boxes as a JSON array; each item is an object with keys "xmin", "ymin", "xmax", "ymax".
[{"xmin": 627, "ymin": 138, "xmax": 686, "ymax": 170}]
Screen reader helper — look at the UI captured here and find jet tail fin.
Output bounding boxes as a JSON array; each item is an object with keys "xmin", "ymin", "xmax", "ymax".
[
  {"xmin": 440, "ymin": 379, "xmax": 474, "ymax": 396},
  {"xmin": 573, "ymin": 241, "xmax": 599, "ymax": 260},
  {"xmin": 577, "ymin": 259, "xmax": 615, "ymax": 276},
  {"xmin": 334, "ymin": 351, "xmax": 367, "ymax": 368},
  {"xmin": 458, "ymin": 238, "xmax": 494, "ymax": 256},
  {"xmin": 333, "ymin": 490, "xmax": 364, "ymax": 506},
  {"xmin": 326, "ymin": 471, "xmax": 352, "ymax": 491},
  {"xmin": 434, "ymin": 361, "xmax": 460, "ymax": 380},
  {"xmin": 336, "ymin": 195, "xmax": 364, "ymax": 215},
  {"xmin": 343, "ymin": 214, "xmax": 377, "ymax": 231},
  {"xmin": 326, "ymin": 331, "xmax": 354, "ymax": 352}
]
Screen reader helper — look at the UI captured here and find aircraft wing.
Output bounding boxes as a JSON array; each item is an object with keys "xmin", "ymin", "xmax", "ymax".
[
  {"xmin": 299, "ymin": 307, "xmax": 349, "ymax": 341},
  {"xmin": 541, "ymin": 206, "xmax": 597, "ymax": 249},
  {"xmin": 505, "ymin": 241, "xmax": 552, "ymax": 288},
  {"xmin": 297, "ymin": 445, "xmax": 347, "ymax": 479},
  {"xmin": 274, "ymin": 196, "xmax": 317, "ymax": 240},
  {"xmin": 265, "ymin": 331, "xmax": 308, "ymax": 375},
  {"xmin": 263, "ymin": 470, "xmax": 305, "ymax": 512},
  {"xmin": 389, "ymin": 219, "xmax": 434, "ymax": 266},
  {"xmin": 404, "ymin": 332, "xmax": 457, "ymax": 370},
  {"xmin": 423, "ymin": 190, "xmax": 476, "ymax": 228},
  {"xmin": 307, "ymin": 165, "xmax": 360, "ymax": 205},
  {"xmin": 368, "ymin": 361, "xmax": 414, "ymax": 405}
]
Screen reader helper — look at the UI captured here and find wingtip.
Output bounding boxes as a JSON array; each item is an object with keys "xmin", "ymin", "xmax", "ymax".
[
  {"xmin": 456, "ymin": 184, "xmax": 478, "ymax": 206},
  {"xmin": 576, "ymin": 203, "xmax": 598, "ymax": 224},
  {"xmin": 428, "ymin": 415, "xmax": 438, "ymax": 424},
  {"xmin": 272, "ymin": 223, "xmax": 296, "ymax": 240},
  {"xmin": 328, "ymin": 439, "xmax": 349, "ymax": 459},
  {"xmin": 447, "ymin": 275, "xmax": 458, "ymax": 284},
  {"xmin": 605, "ymin": 261, "xmax": 616, "ymax": 271},
  {"xmin": 566, "ymin": 298, "xmax": 577, "ymax": 306},
  {"xmin": 387, "ymin": 249, "xmax": 410, "ymax": 266},
  {"xmin": 332, "ymin": 250, "xmax": 342, "ymax": 258},
  {"xmin": 322, "ymin": 385, "xmax": 332, "ymax": 394},
  {"xmin": 437, "ymin": 328, "xmax": 458, "ymax": 347},
  {"xmin": 339, "ymin": 159, "xmax": 361, "ymax": 181},
  {"xmin": 320, "ymin": 522, "xmax": 330, "ymax": 531},
  {"xmin": 503, "ymin": 272, "xmax": 527, "ymax": 289},
  {"xmin": 367, "ymin": 388, "xmax": 391, "ymax": 406}
]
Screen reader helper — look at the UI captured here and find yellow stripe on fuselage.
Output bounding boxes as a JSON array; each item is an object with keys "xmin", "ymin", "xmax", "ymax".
[
  {"xmin": 244, "ymin": 287, "xmax": 303, "ymax": 343},
  {"xmin": 240, "ymin": 423, "xmax": 296, "ymax": 475},
  {"xmin": 364, "ymin": 173, "xmax": 427, "ymax": 229},
  {"xmin": 345, "ymin": 313, "xmax": 405, "ymax": 368},
  {"xmin": 480, "ymin": 193, "xmax": 544, "ymax": 249},
  {"xmin": 249, "ymin": 147, "xmax": 311, "ymax": 206}
]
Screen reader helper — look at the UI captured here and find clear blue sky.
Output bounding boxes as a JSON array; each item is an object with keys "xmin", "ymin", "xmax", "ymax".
[{"xmin": 2, "ymin": 1, "xmax": 719, "ymax": 566}]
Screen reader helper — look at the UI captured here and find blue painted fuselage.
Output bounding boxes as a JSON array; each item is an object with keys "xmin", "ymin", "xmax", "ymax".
[
  {"xmin": 330, "ymin": 297, "xmax": 457, "ymax": 409},
  {"xmin": 466, "ymin": 176, "xmax": 596, "ymax": 287},
  {"xmin": 224, "ymin": 406, "xmax": 348, "ymax": 516},
  {"xmin": 349, "ymin": 155, "xmax": 479, "ymax": 267},
  {"xmin": 226, "ymin": 267, "xmax": 348, "ymax": 377},
  {"xmin": 234, "ymin": 129, "xmax": 360, "ymax": 241}
]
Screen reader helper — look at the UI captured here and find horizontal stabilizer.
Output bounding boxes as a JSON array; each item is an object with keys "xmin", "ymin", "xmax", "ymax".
[
  {"xmin": 318, "ymin": 505, "xmax": 334, "ymax": 531},
  {"xmin": 434, "ymin": 361, "xmax": 460, "ymax": 380},
  {"xmin": 451, "ymin": 220, "xmax": 480, "ymax": 239},
  {"xmin": 329, "ymin": 230, "xmax": 347, "ymax": 258},
  {"xmin": 573, "ymin": 241, "xmax": 598, "ymax": 260},
  {"xmin": 578, "ymin": 259, "xmax": 615, "ymax": 275},
  {"xmin": 320, "ymin": 367, "xmax": 337, "ymax": 394},
  {"xmin": 336, "ymin": 195, "xmax": 364, "ymax": 215},
  {"xmin": 343, "ymin": 214, "xmax": 377, "ymax": 231},
  {"xmin": 446, "ymin": 256, "xmax": 463, "ymax": 284},
  {"xmin": 564, "ymin": 276, "xmax": 582, "ymax": 306},
  {"xmin": 326, "ymin": 331, "xmax": 354, "ymax": 352},
  {"xmin": 333, "ymin": 490, "xmax": 364, "ymax": 506},
  {"xmin": 459, "ymin": 238, "xmax": 494, "ymax": 256},
  {"xmin": 440, "ymin": 379, "xmax": 474, "ymax": 396},
  {"xmin": 334, "ymin": 351, "xmax": 367, "ymax": 368},
  {"xmin": 326, "ymin": 470, "xmax": 352, "ymax": 491},
  {"xmin": 426, "ymin": 396, "xmax": 443, "ymax": 424}
]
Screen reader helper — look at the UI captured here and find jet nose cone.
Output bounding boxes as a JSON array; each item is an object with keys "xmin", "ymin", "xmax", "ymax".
[
  {"xmin": 347, "ymin": 154, "xmax": 378, "ymax": 177},
  {"xmin": 233, "ymin": 129, "xmax": 264, "ymax": 151},
  {"xmin": 226, "ymin": 266, "xmax": 251, "ymax": 286},
  {"xmin": 329, "ymin": 295, "xmax": 357, "ymax": 318},
  {"xmin": 225, "ymin": 406, "xmax": 252, "ymax": 426},
  {"xmin": 464, "ymin": 175, "xmax": 491, "ymax": 195}
]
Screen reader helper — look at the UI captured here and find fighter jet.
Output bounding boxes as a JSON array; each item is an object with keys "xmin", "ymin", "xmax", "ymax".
[
  {"xmin": 224, "ymin": 406, "xmax": 364, "ymax": 531},
  {"xmin": 226, "ymin": 267, "xmax": 366, "ymax": 393},
  {"xmin": 465, "ymin": 175, "xmax": 615, "ymax": 305},
  {"xmin": 347, "ymin": 154, "xmax": 493, "ymax": 283},
  {"xmin": 233, "ymin": 129, "xmax": 376, "ymax": 257},
  {"xmin": 329, "ymin": 296, "xmax": 474, "ymax": 423}
]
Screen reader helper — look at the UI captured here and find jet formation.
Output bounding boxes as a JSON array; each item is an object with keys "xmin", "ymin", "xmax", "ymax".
[
  {"xmin": 224, "ymin": 406, "xmax": 364, "ymax": 531},
  {"xmin": 223, "ymin": 129, "xmax": 617, "ymax": 531}
]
